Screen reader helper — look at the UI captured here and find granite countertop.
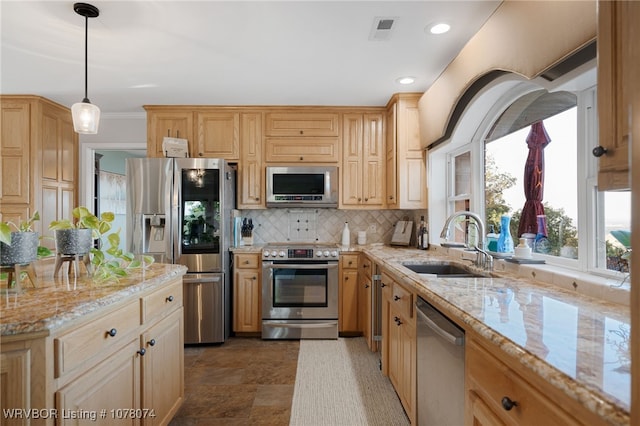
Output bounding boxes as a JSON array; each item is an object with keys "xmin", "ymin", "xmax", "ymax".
[
  {"xmin": 0, "ymin": 261, "xmax": 187, "ymax": 337},
  {"xmin": 361, "ymin": 245, "xmax": 630, "ymax": 426}
]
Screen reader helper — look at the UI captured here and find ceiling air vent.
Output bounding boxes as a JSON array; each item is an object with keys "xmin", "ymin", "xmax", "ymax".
[{"xmin": 369, "ymin": 17, "xmax": 398, "ymax": 41}]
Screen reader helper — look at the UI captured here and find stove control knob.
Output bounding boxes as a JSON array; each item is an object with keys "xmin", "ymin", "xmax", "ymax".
[
  {"xmin": 316, "ymin": 251, "xmax": 323, "ymax": 257},
  {"xmin": 263, "ymin": 251, "xmax": 270, "ymax": 258},
  {"xmin": 271, "ymin": 250, "xmax": 278, "ymax": 257},
  {"xmin": 323, "ymin": 250, "xmax": 330, "ymax": 257},
  {"xmin": 330, "ymin": 250, "xmax": 339, "ymax": 258},
  {"xmin": 278, "ymin": 250, "xmax": 286, "ymax": 258}
]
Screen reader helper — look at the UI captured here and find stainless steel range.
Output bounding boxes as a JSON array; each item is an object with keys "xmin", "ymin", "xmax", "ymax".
[{"xmin": 262, "ymin": 243, "xmax": 339, "ymax": 339}]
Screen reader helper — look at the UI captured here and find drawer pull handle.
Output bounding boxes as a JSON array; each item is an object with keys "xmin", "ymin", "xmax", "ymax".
[
  {"xmin": 137, "ymin": 348, "xmax": 146, "ymax": 356},
  {"xmin": 394, "ymin": 295, "xmax": 401, "ymax": 301},
  {"xmin": 394, "ymin": 316, "xmax": 402, "ymax": 326},
  {"xmin": 381, "ymin": 282, "xmax": 386, "ymax": 288},
  {"xmin": 166, "ymin": 295, "xmax": 174, "ymax": 302},
  {"xmin": 147, "ymin": 339, "xmax": 156, "ymax": 347},
  {"xmin": 365, "ymin": 284, "xmax": 370, "ymax": 288},
  {"xmin": 107, "ymin": 328, "xmax": 117, "ymax": 337},
  {"xmin": 501, "ymin": 396, "xmax": 518, "ymax": 411},
  {"xmin": 244, "ymin": 260, "xmax": 250, "ymax": 264}
]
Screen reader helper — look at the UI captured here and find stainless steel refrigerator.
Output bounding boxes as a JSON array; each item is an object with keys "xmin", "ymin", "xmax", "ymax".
[{"xmin": 126, "ymin": 157, "xmax": 235, "ymax": 344}]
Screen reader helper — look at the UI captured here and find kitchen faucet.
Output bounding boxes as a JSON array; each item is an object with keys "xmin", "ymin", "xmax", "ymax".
[{"xmin": 440, "ymin": 211, "xmax": 493, "ymax": 271}]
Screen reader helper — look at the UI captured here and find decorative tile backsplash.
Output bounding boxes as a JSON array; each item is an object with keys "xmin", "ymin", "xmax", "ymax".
[{"xmin": 239, "ymin": 208, "xmax": 428, "ymax": 246}]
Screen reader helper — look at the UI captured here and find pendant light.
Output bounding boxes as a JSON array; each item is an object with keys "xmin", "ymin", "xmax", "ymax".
[{"xmin": 71, "ymin": 3, "xmax": 100, "ymax": 134}]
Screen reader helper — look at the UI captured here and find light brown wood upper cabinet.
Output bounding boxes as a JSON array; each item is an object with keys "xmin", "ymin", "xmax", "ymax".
[
  {"xmin": 385, "ymin": 93, "xmax": 427, "ymax": 209},
  {"xmin": 146, "ymin": 109, "xmax": 194, "ymax": 157},
  {"xmin": 195, "ymin": 111, "xmax": 239, "ymax": 159},
  {"xmin": 237, "ymin": 112, "xmax": 264, "ymax": 209},
  {"xmin": 341, "ymin": 112, "xmax": 385, "ymax": 208},
  {"xmin": 596, "ymin": 1, "xmax": 631, "ymax": 191},
  {"xmin": 264, "ymin": 111, "xmax": 340, "ymax": 163},
  {"xmin": 0, "ymin": 95, "xmax": 77, "ymax": 247},
  {"xmin": 145, "ymin": 107, "xmax": 240, "ymax": 160}
]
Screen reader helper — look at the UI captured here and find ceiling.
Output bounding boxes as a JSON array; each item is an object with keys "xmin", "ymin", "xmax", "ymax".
[{"xmin": 1, "ymin": 1, "xmax": 502, "ymax": 115}]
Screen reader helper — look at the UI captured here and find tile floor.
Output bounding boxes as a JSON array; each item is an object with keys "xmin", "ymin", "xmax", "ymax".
[{"xmin": 170, "ymin": 337, "xmax": 300, "ymax": 425}]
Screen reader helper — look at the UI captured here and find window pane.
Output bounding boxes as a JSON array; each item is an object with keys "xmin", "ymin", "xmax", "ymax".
[
  {"xmin": 486, "ymin": 108, "xmax": 578, "ymax": 259},
  {"xmin": 454, "ymin": 152, "xmax": 471, "ymax": 196},
  {"xmin": 603, "ymin": 191, "xmax": 631, "ymax": 272}
]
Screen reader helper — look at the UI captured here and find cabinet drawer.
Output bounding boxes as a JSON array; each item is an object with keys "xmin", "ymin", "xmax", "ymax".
[
  {"xmin": 235, "ymin": 253, "xmax": 260, "ymax": 269},
  {"xmin": 467, "ymin": 340, "xmax": 579, "ymax": 426},
  {"xmin": 391, "ymin": 282, "xmax": 413, "ymax": 319},
  {"xmin": 265, "ymin": 112, "xmax": 339, "ymax": 137},
  {"xmin": 54, "ymin": 300, "xmax": 140, "ymax": 378},
  {"xmin": 141, "ymin": 278, "xmax": 183, "ymax": 325},
  {"xmin": 265, "ymin": 137, "xmax": 339, "ymax": 163},
  {"xmin": 341, "ymin": 254, "xmax": 359, "ymax": 270},
  {"xmin": 359, "ymin": 257, "xmax": 372, "ymax": 278}
]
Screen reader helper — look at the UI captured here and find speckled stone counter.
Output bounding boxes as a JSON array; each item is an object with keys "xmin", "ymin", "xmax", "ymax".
[
  {"xmin": 359, "ymin": 245, "xmax": 630, "ymax": 426},
  {"xmin": 0, "ymin": 261, "xmax": 187, "ymax": 337}
]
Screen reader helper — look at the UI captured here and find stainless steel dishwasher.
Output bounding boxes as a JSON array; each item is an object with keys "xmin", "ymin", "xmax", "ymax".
[{"xmin": 416, "ymin": 296, "xmax": 465, "ymax": 426}]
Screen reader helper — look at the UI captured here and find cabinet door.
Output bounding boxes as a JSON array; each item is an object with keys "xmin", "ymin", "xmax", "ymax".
[
  {"xmin": 387, "ymin": 304, "xmax": 402, "ymax": 391},
  {"xmin": 233, "ymin": 268, "xmax": 261, "ymax": 332},
  {"xmin": 141, "ymin": 308, "xmax": 184, "ymax": 426},
  {"xmin": 56, "ymin": 339, "xmax": 141, "ymax": 426},
  {"xmin": 596, "ymin": 0, "xmax": 630, "ymax": 190},
  {"xmin": 361, "ymin": 113, "xmax": 385, "ymax": 206},
  {"xmin": 341, "ymin": 113, "xmax": 363, "ymax": 206},
  {"xmin": 1, "ymin": 349, "xmax": 30, "ymax": 426},
  {"xmin": 0, "ymin": 101, "xmax": 30, "ymax": 205},
  {"xmin": 195, "ymin": 111, "xmax": 239, "ymax": 159},
  {"xmin": 339, "ymin": 268, "xmax": 359, "ymax": 333},
  {"xmin": 147, "ymin": 111, "xmax": 193, "ymax": 158},
  {"xmin": 238, "ymin": 113, "xmax": 264, "ymax": 208},
  {"xmin": 468, "ymin": 390, "xmax": 506, "ymax": 426},
  {"xmin": 385, "ymin": 104, "xmax": 398, "ymax": 208},
  {"xmin": 399, "ymin": 318, "xmax": 416, "ymax": 423}
]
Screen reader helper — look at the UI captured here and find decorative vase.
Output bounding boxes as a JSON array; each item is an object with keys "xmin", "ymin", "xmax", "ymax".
[
  {"xmin": 0, "ymin": 232, "xmax": 39, "ymax": 266},
  {"xmin": 55, "ymin": 229, "xmax": 93, "ymax": 255},
  {"xmin": 534, "ymin": 215, "xmax": 550, "ymax": 254},
  {"xmin": 496, "ymin": 215, "xmax": 514, "ymax": 253}
]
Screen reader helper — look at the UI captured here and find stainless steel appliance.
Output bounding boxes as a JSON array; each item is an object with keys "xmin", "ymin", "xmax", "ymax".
[
  {"xmin": 416, "ymin": 296, "xmax": 465, "ymax": 426},
  {"xmin": 265, "ymin": 166, "xmax": 338, "ymax": 208},
  {"xmin": 126, "ymin": 157, "xmax": 235, "ymax": 344},
  {"xmin": 261, "ymin": 243, "xmax": 339, "ymax": 339}
]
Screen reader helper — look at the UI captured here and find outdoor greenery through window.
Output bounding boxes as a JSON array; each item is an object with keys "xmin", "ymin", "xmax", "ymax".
[{"xmin": 485, "ymin": 105, "xmax": 631, "ymax": 273}]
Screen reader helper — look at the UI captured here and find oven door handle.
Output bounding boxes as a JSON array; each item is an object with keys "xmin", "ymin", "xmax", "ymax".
[
  {"xmin": 262, "ymin": 262, "xmax": 338, "ymax": 270},
  {"xmin": 262, "ymin": 321, "xmax": 336, "ymax": 329}
]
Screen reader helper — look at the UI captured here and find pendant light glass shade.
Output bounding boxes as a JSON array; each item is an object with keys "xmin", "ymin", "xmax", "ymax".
[
  {"xmin": 72, "ymin": 3, "xmax": 100, "ymax": 134},
  {"xmin": 72, "ymin": 100, "xmax": 100, "ymax": 134}
]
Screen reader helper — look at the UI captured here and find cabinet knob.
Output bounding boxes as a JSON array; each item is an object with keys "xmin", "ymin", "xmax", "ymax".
[
  {"xmin": 255, "ymin": 197, "xmax": 260, "ymax": 201},
  {"xmin": 300, "ymin": 156, "xmax": 304, "ymax": 161},
  {"xmin": 199, "ymin": 152, "xmax": 203, "ymax": 157},
  {"xmin": 137, "ymin": 348, "xmax": 146, "ymax": 356},
  {"xmin": 345, "ymin": 276, "xmax": 349, "ymax": 281},
  {"xmin": 388, "ymin": 196, "xmax": 394, "ymax": 200},
  {"xmin": 147, "ymin": 339, "xmax": 156, "ymax": 347},
  {"xmin": 166, "ymin": 295, "xmax": 174, "ymax": 302},
  {"xmin": 501, "ymin": 396, "xmax": 518, "ymax": 411},
  {"xmin": 365, "ymin": 284, "xmax": 370, "ymax": 288},
  {"xmin": 394, "ymin": 316, "xmax": 402, "ymax": 326},
  {"xmin": 299, "ymin": 130, "xmax": 304, "ymax": 135},
  {"xmin": 381, "ymin": 282, "xmax": 387, "ymax": 288},
  {"xmin": 592, "ymin": 146, "xmax": 608, "ymax": 157},
  {"xmin": 252, "ymin": 276, "xmax": 257, "ymax": 280},
  {"xmin": 364, "ymin": 198, "xmax": 368, "ymax": 202},
  {"xmin": 393, "ymin": 295, "xmax": 401, "ymax": 301},
  {"xmin": 107, "ymin": 328, "xmax": 117, "ymax": 337}
]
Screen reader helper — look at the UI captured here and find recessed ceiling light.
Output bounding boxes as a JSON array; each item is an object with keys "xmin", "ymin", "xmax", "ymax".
[
  {"xmin": 396, "ymin": 77, "xmax": 415, "ymax": 85},
  {"xmin": 428, "ymin": 23, "xmax": 450, "ymax": 35}
]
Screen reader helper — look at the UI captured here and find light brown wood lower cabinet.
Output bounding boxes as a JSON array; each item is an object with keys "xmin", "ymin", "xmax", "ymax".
[
  {"xmin": 233, "ymin": 253, "xmax": 262, "ymax": 333},
  {"xmin": 381, "ymin": 272, "xmax": 416, "ymax": 424},
  {"xmin": 0, "ymin": 277, "xmax": 184, "ymax": 426},
  {"xmin": 339, "ymin": 254, "xmax": 360, "ymax": 334},
  {"xmin": 466, "ymin": 337, "xmax": 607, "ymax": 426}
]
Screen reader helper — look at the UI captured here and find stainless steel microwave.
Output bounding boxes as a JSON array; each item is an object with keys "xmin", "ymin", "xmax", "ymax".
[{"xmin": 266, "ymin": 166, "xmax": 338, "ymax": 208}]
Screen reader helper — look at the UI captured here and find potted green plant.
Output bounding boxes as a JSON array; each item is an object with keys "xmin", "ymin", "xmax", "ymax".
[
  {"xmin": 0, "ymin": 211, "xmax": 51, "ymax": 266},
  {"xmin": 49, "ymin": 206, "xmax": 154, "ymax": 283}
]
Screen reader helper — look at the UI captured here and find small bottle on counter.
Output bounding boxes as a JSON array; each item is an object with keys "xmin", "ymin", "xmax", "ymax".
[
  {"xmin": 417, "ymin": 215, "xmax": 429, "ymax": 250},
  {"xmin": 486, "ymin": 225, "xmax": 499, "ymax": 252},
  {"xmin": 341, "ymin": 222, "xmax": 351, "ymax": 247}
]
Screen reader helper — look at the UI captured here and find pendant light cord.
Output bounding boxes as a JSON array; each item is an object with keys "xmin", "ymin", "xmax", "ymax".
[{"xmin": 83, "ymin": 14, "xmax": 89, "ymax": 103}]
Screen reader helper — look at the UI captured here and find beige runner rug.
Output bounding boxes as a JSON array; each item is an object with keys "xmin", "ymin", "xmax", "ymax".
[{"xmin": 290, "ymin": 337, "xmax": 409, "ymax": 426}]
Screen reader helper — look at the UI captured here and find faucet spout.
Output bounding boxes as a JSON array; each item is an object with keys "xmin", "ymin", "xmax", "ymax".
[{"xmin": 439, "ymin": 211, "xmax": 486, "ymax": 250}]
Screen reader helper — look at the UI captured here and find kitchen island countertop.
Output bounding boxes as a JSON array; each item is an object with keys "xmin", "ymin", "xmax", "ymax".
[
  {"xmin": 360, "ymin": 244, "xmax": 630, "ymax": 426},
  {"xmin": 0, "ymin": 261, "xmax": 187, "ymax": 336}
]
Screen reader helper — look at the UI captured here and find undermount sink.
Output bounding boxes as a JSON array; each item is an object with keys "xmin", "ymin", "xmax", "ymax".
[{"xmin": 401, "ymin": 262, "xmax": 485, "ymax": 278}]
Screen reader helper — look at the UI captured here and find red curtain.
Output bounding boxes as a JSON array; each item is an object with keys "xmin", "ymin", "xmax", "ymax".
[{"xmin": 517, "ymin": 121, "xmax": 551, "ymax": 237}]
